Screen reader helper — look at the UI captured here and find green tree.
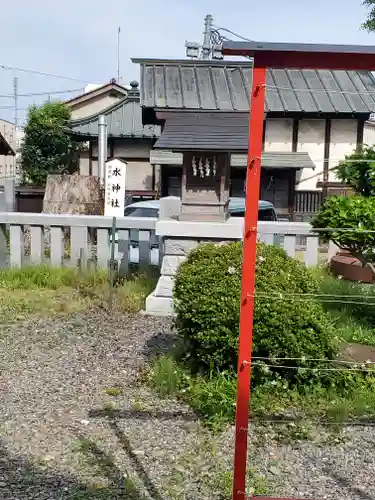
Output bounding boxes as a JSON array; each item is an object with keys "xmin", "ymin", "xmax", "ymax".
[
  {"xmin": 335, "ymin": 145, "xmax": 375, "ymax": 196},
  {"xmin": 21, "ymin": 102, "xmax": 79, "ymax": 186},
  {"xmin": 363, "ymin": 0, "xmax": 375, "ymax": 31}
]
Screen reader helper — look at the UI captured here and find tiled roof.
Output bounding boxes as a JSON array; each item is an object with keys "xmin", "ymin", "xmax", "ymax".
[
  {"xmin": 132, "ymin": 58, "xmax": 375, "ymax": 114},
  {"xmin": 68, "ymin": 95, "xmax": 161, "ymax": 139},
  {"xmin": 65, "ymin": 80, "xmax": 128, "ymax": 106},
  {"xmin": 154, "ymin": 112, "xmax": 249, "ymax": 151}
]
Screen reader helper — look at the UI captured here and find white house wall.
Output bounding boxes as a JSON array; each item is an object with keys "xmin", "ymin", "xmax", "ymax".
[
  {"xmin": 295, "ymin": 119, "xmax": 325, "ymax": 191},
  {"xmin": 364, "ymin": 122, "xmax": 375, "ymax": 146},
  {"xmin": 125, "ymin": 161, "xmax": 154, "ymax": 191},
  {"xmin": 78, "ymin": 151, "xmax": 90, "ymax": 176},
  {"xmin": 112, "ymin": 141, "xmax": 152, "ymax": 159},
  {"xmin": 0, "ymin": 119, "xmax": 16, "ymax": 184},
  {"xmin": 91, "ymin": 141, "xmax": 152, "ymax": 159},
  {"xmin": 264, "ymin": 118, "xmax": 293, "ymax": 151},
  {"xmin": 329, "ymin": 119, "xmax": 357, "ymax": 182},
  {"xmin": 70, "ymin": 94, "xmax": 124, "ymax": 120}
]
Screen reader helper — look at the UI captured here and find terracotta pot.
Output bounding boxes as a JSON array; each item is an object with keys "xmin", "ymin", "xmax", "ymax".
[{"xmin": 330, "ymin": 252, "xmax": 374, "ymax": 283}]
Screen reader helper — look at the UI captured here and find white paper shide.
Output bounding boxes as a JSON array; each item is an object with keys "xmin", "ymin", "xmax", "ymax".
[{"xmin": 104, "ymin": 159, "xmax": 127, "ymax": 216}]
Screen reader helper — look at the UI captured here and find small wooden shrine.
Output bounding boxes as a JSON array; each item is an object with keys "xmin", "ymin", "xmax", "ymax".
[{"xmin": 179, "ymin": 152, "xmax": 230, "ymax": 222}]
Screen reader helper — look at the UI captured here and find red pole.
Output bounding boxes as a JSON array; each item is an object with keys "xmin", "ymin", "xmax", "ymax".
[{"xmin": 232, "ymin": 62, "xmax": 267, "ymax": 500}]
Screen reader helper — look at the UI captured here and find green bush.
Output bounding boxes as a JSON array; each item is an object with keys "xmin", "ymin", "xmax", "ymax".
[
  {"xmin": 312, "ymin": 195, "xmax": 375, "ymax": 266},
  {"xmin": 334, "ymin": 145, "xmax": 375, "ymax": 196},
  {"xmin": 173, "ymin": 242, "xmax": 338, "ymax": 385}
]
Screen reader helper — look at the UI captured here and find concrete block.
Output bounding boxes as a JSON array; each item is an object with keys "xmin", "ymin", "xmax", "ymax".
[
  {"xmin": 164, "ymin": 238, "xmax": 199, "ymax": 256},
  {"xmin": 145, "ymin": 293, "xmax": 175, "ymax": 317},
  {"xmin": 161, "ymin": 255, "xmax": 186, "ymax": 276},
  {"xmin": 159, "ymin": 196, "xmax": 181, "ymax": 219},
  {"xmin": 156, "ymin": 218, "xmax": 243, "ymax": 239},
  {"xmin": 154, "ymin": 275, "xmax": 175, "ymax": 298}
]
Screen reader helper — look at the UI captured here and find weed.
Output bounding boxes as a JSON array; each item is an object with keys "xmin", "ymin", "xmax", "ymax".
[
  {"xmin": 72, "ymin": 479, "xmax": 144, "ymax": 499},
  {"xmin": 208, "ymin": 467, "xmax": 268, "ymax": 499},
  {"xmin": 147, "ymin": 355, "xmax": 187, "ymax": 397},
  {"xmin": 131, "ymin": 400, "xmax": 144, "ymax": 412},
  {"xmin": 105, "ymin": 387, "xmax": 124, "ymax": 397},
  {"xmin": 146, "ymin": 353, "xmax": 375, "ymax": 436},
  {"xmin": 317, "ymin": 269, "xmax": 375, "ymax": 332},
  {"xmin": 72, "ymin": 438, "xmax": 146, "ymax": 499}
]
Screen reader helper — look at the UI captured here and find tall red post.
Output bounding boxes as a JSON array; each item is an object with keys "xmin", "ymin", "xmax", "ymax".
[{"xmin": 232, "ymin": 62, "xmax": 267, "ymax": 500}]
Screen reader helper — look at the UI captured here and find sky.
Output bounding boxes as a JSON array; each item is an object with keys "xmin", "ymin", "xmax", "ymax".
[{"xmin": 1, "ymin": 0, "xmax": 375, "ymax": 124}]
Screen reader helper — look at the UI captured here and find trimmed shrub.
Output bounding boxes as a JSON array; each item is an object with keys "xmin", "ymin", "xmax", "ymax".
[{"xmin": 173, "ymin": 242, "xmax": 338, "ymax": 385}]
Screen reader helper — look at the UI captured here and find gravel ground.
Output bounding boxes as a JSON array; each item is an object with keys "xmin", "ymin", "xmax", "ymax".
[{"xmin": 0, "ymin": 311, "xmax": 374, "ymax": 499}]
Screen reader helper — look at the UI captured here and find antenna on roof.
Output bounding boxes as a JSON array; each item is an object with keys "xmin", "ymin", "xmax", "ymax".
[{"xmin": 117, "ymin": 26, "xmax": 121, "ymax": 82}]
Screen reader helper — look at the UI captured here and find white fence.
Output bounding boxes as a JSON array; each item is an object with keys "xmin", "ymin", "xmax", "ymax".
[
  {"xmin": 257, "ymin": 221, "xmax": 329, "ymax": 267},
  {"xmin": 0, "ymin": 212, "xmax": 333, "ymax": 272},
  {"xmin": 0, "ymin": 213, "xmax": 158, "ymax": 273}
]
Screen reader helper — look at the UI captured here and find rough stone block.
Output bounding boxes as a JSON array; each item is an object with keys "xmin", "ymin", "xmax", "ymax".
[
  {"xmin": 161, "ymin": 255, "xmax": 187, "ymax": 276},
  {"xmin": 164, "ymin": 238, "xmax": 199, "ymax": 256},
  {"xmin": 154, "ymin": 275, "xmax": 175, "ymax": 298},
  {"xmin": 145, "ymin": 293, "xmax": 175, "ymax": 316}
]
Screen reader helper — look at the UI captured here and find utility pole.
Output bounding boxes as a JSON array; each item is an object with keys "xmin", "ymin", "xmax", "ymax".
[
  {"xmin": 202, "ymin": 14, "xmax": 213, "ymax": 59},
  {"xmin": 13, "ymin": 77, "xmax": 18, "ymax": 129},
  {"xmin": 98, "ymin": 115, "xmax": 108, "ymax": 185},
  {"xmin": 185, "ymin": 14, "xmax": 223, "ymax": 60}
]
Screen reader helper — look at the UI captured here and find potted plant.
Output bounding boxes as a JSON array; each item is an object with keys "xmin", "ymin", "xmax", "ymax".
[
  {"xmin": 312, "ymin": 145, "xmax": 375, "ymax": 282},
  {"xmin": 312, "ymin": 195, "xmax": 375, "ymax": 282}
]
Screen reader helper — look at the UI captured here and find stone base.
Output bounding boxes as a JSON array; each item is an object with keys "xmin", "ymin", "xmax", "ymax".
[
  {"xmin": 178, "ymin": 212, "xmax": 229, "ymax": 223},
  {"xmin": 145, "ymin": 293, "xmax": 175, "ymax": 316},
  {"xmin": 145, "ymin": 217, "xmax": 242, "ymax": 317}
]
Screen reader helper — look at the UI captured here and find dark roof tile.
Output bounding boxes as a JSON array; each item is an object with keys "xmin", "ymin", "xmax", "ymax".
[
  {"xmin": 154, "ymin": 112, "xmax": 250, "ymax": 151},
  {"xmin": 132, "ymin": 59, "xmax": 375, "ymax": 114}
]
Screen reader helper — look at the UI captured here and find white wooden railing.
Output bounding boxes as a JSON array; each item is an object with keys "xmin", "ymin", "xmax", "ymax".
[
  {"xmin": 257, "ymin": 221, "xmax": 327, "ymax": 267},
  {"xmin": 0, "ymin": 213, "xmax": 158, "ymax": 273},
  {"xmin": 0, "ymin": 213, "xmax": 333, "ymax": 272}
]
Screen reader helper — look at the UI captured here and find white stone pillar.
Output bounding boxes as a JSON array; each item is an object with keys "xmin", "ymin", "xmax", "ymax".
[{"xmin": 145, "ymin": 215, "xmax": 243, "ymax": 316}]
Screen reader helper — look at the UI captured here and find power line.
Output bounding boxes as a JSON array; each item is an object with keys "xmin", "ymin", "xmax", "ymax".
[
  {"xmin": 0, "ymin": 88, "xmax": 83, "ymax": 99},
  {"xmin": 248, "ymin": 293, "xmax": 375, "ymax": 307},
  {"xmin": 0, "ymin": 106, "xmax": 34, "ymax": 111},
  {"xmin": 0, "ymin": 64, "xmax": 89, "ymax": 83},
  {"xmin": 212, "ymin": 24, "xmax": 254, "ymax": 43},
  {"xmin": 252, "ymin": 356, "xmax": 375, "ymax": 366},
  {"xmin": 266, "ymin": 83, "xmax": 375, "ymax": 97},
  {"xmin": 251, "ymin": 362, "xmax": 375, "ymax": 373}
]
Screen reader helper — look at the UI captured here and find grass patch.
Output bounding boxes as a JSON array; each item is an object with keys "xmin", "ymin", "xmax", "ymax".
[
  {"xmin": 0, "ymin": 265, "xmax": 157, "ymax": 322},
  {"xmin": 146, "ymin": 354, "xmax": 375, "ymax": 434},
  {"xmin": 315, "ymin": 268, "xmax": 375, "ymax": 347},
  {"xmin": 209, "ymin": 468, "xmax": 268, "ymax": 499}
]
